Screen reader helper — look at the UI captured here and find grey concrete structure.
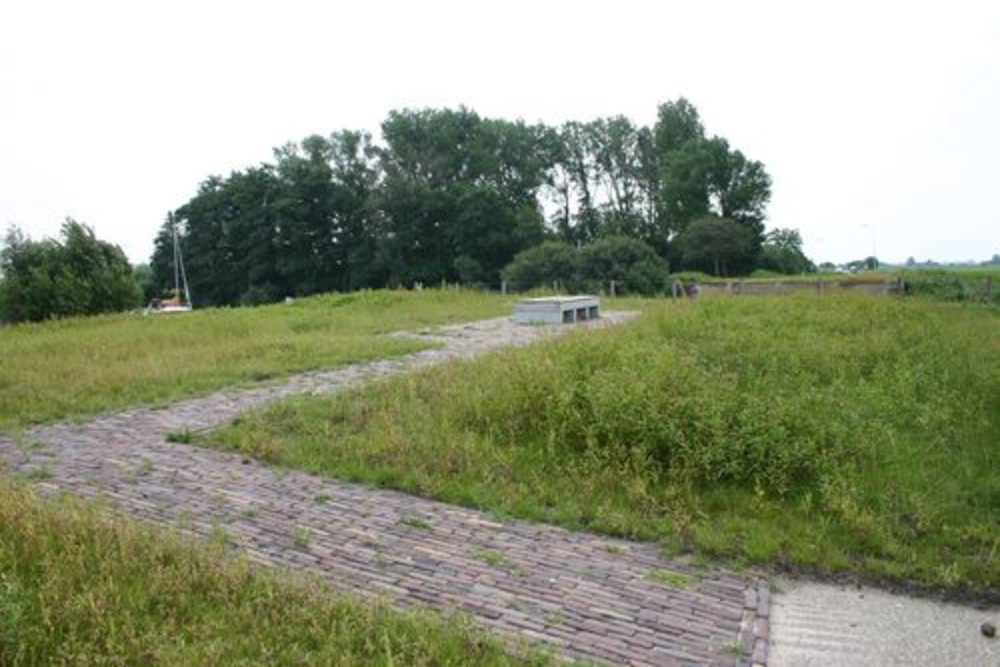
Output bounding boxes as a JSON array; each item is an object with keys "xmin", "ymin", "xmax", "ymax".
[{"xmin": 513, "ymin": 295, "xmax": 600, "ymax": 325}]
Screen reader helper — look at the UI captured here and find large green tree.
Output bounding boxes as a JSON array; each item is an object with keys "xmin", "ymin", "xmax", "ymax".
[
  {"xmin": 161, "ymin": 166, "xmax": 284, "ymax": 307},
  {"xmin": 675, "ymin": 215, "xmax": 757, "ymax": 276},
  {"xmin": 376, "ymin": 108, "xmax": 549, "ymax": 286},
  {"xmin": 0, "ymin": 220, "xmax": 141, "ymax": 323},
  {"xmin": 760, "ymin": 228, "xmax": 816, "ymax": 274}
]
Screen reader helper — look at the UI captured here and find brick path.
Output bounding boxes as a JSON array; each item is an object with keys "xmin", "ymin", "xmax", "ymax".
[{"xmin": 0, "ymin": 314, "xmax": 769, "ymax": 666}]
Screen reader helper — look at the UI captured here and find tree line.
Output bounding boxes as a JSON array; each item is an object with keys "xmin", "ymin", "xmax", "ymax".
[
  {"xmin": 0, "ymin": 99, "xmax": 817, "ymax": 323},
  {"xmin": 149, "ymin": 99, "xmax": 792, "ymax": 306}
]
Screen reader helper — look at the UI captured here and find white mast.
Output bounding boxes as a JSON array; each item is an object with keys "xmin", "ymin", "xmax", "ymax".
[
  {"xmin": 171, "ymin": 216, "xmax": 181, "ymax": 300},
  {"xmin": 170, "ymin": 215, "xmax": 192, "ymax": 309}
]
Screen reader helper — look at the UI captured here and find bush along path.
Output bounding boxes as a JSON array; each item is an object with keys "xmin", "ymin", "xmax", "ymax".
[{"xmin": 0, "ymin": 314, "xmax": 769, "ymax": 666}]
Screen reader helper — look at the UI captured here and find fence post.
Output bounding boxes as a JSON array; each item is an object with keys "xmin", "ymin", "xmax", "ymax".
[
  {"xmin": 501, "ymin": 280, "xmax": 507, "ymax": 296},
  {"xmin": 610, "ymin": 280, "xmax": 616, "ymax": 298}
]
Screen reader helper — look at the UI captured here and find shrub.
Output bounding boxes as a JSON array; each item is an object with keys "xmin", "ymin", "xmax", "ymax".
[
  {"xmin": 239, "ymin": 283, "xmax": 281, "ymax": 306},
  {"xmin": 902, "ymin": 270, "xmax": 999, "ymax": 305},
  {"xmin": 501, "ymin": 241, "xmax": 578, "ymax": 291},
  {"xmin": 501, "ymin": 237, "xmax": 669, "ymax": 295},
  {"xmin": 577, "ymin": 236, "xmax": 669, "ymax": 295}
]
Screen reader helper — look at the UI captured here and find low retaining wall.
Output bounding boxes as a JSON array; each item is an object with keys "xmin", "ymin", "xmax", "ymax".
[{"xmin": 698, "ymin": 278, "xmax": 904, "ymax": 297}]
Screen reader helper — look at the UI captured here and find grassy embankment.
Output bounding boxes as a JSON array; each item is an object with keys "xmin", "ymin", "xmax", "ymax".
[
  {"xmin": 0, "ymin": 482, "xmax": 547, "ymax": 666},
  {"xmin": 210, "ymin": 294, "xmax": 999, "ymax": 593},
  {"xmin": 0, "ymin": 289, "xmax": 513, "ymax": 430}
]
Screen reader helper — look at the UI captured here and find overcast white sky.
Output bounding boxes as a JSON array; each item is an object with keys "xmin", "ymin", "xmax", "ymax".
[{"xmin": 2, "ymin": 0, "xmax": 998, "ymax": 265}]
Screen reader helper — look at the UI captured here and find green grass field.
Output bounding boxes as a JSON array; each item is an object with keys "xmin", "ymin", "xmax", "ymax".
[
  {"xmin": 2, "ymin": 286, "xmax": 997, "ymax": 663},
  {"xmin": 0, "ymin": 481, "xmax": 547, "ymax": 666},
  {"xmin": 210, "ymin": 294, "xmax": 999, "ymax": 593},
  {"xmin": 0, "ymin": 289, "xmax": 513, "ymax": 430}
]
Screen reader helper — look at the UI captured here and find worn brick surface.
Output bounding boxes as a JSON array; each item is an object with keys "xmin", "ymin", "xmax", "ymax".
[{"xmin": 0, "ymin": 314, "xmax": 770, "ymax": 666}]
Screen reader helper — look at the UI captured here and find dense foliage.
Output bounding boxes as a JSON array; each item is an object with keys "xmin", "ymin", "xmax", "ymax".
[
  {"xmin": 213, "ymin": 295, "xmax": 999, "ymax": 592},
  {"xmin": 0, "ymin": 221, "xmax": 141, "ymax": 323},
  {"xmin": 153, "ymin": 99, "xmax": 774, "ymax": 305},
  {"xmin": 675, "ymin": 215, "xmax": 757, "ymax": 276},
  {"xmin": 756, "ymin": 228, "xmax": 816, "ymax": 275},
  {"xmin": 501, "ymin": 236, "xmax": 669, "ymax": 294},
  {"xmin": 902, "ymin": 268, "xmax": 999, "ymax": 305}
]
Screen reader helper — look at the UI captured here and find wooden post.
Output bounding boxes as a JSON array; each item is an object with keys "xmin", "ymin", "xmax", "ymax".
[
  {"xmin": 610, "ymin": 280, "xmax": 616, "ymax": 298},
  {"xmin": 501, "ymin": 280, "xmax": 507, "ymax": 296}
]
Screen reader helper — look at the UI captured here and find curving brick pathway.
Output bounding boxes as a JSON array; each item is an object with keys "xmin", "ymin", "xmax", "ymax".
[{"xmin": 0, "ymin": 314, "xmax": 769, "ymax": 666}]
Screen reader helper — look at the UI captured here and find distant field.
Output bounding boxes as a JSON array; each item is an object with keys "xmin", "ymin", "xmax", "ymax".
[
  {"xmin": 0, "ymin": 481, "xmax": 545, "ymax": 666},
  {"xmin": 210, "ymin": 294, "xmax": 1000, "ymax": 593},
  {"xmin": 0, "ymin": 289, "xmax": 513, "ymax": 430}
]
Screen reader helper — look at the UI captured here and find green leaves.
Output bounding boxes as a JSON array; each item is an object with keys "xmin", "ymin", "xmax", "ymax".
[
  {"xmin": 760, "ymin": 228, "xmax": 816, "ymax": 275},
  {"xmin": 150, "ymin": 98, "xmax": 777, "ymax": 305},
  {"xmin": 675, "ymin": 215, "xmax": 757, "ymax": 277},
  {"xmin": 501, "ymin": 236, "xmax": 669, "ymax": 295},
  {"xmin": 0, "ymin": 220, "xmax": 141, "ymax": 323}
]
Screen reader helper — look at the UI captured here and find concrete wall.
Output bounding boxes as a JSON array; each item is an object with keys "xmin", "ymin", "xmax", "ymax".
[{"xmin": 697, "ymin": 278, "xmax": 903, "ymax": 297}]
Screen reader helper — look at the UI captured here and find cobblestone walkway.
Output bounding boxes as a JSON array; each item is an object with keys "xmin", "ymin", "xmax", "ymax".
[{"xmin": 0, "ymin": 314, "xmax": 769, "ymax": 666}]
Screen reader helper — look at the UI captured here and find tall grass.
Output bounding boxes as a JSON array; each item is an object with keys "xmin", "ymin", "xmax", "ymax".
[
  {"xmin": 211, "ymin": 294, "xmax": 999, "ymax": 592},
  {"xmin": 0, "ymin": 289, "xmax": 512, "ymax": 430},
  {"xmin": 900, "ymin": 268, "xmax": 999, "ymax": 305},
  {"xmin": 0, "ymin": 481, "xmax": 546, "ymax": 666}
]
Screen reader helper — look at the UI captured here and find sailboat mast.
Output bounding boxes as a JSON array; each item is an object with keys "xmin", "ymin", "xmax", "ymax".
[
  {"xmin": 177, "ymin": 233, "xmax": 192, "ymax": 308},
  {"xmin": 172, "ymin": 217, "xmax": 181, "ymax": 301}
]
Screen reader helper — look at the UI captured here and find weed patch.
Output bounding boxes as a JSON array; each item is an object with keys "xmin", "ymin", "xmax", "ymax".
[
  {"xmin": 471, "ymin": 549, "xmax": 523, "ymax": 575},
  {"xmin": 646, "ymin": 569, "xmax": 694, "ymax": 589},
  {"xmin": 166, "ymin": 429, "xmax": 194, "ymax": 444},
  {"xmin": 399, "ymin": 515, "xmax": 431, "ymax": 530}
]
